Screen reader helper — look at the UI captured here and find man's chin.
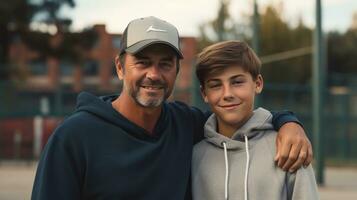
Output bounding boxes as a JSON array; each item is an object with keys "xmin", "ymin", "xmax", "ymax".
[{"xmin": 136, "ymin": 97, "xmax": 165, "ymax": 108}]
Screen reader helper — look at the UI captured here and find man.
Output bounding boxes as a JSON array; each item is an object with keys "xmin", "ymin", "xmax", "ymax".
[{"xmin": 32, "ymin": 16, "xmax": 312, "ymax": 200}]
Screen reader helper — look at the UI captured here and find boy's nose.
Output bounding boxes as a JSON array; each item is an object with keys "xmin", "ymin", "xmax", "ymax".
[{"xmin": 223, "ymin": 86, "xmax": 234, "ymax": 101}]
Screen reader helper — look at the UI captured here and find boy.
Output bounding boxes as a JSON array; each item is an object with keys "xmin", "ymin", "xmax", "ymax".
[{"xmin": 192, "ymin": 41, "xmax": 319, "ymax": 200}]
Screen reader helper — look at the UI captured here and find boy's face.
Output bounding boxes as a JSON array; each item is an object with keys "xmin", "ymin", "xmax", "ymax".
[{"xmin": 201, "ymin": 65, "xmax": 263, "ymax": 130}]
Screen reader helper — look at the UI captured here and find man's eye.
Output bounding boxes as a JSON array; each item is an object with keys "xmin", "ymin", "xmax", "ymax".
[
  {"xmin": 160, "ymin": 62, "xmax": 173, "ymax": 69},
  {"xmin": 136, "ymin": 61, "xmax": 150, "ymax": 66}
]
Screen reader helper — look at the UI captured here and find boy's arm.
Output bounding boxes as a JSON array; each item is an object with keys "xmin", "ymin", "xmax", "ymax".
[
  {"xmin": 272, "ymin": 111, "xmax": 313, "ymax": 172},
  {"xmin": 287, "ymin": 165, "xmax": 319, "ymax": 200}
]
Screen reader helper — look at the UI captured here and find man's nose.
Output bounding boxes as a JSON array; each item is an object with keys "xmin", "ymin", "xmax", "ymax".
[{"xmin": 146, "ymin": 65, "xmax": 161, "ymax": 80}]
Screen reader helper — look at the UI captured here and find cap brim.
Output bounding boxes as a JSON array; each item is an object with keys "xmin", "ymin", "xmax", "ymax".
[{"xmin": 125, "ymin": 39, "xmax": 183, "ymax": 59}]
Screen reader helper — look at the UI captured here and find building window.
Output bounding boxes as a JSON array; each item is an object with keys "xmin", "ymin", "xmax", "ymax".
[
  {"xmin": 60, "ymin": 61, "xmax": 74, "ymax": 76},
  {"xmin": 30, "ymin": 60, "xmax": 47, "ymax": 75},
  {"xmin": 112, "ymin": 36, "xmax": 121, "ymax": 49},
  {"xmin": 83, "ymin": 60, "xmax": 99, "ymax": 76}
]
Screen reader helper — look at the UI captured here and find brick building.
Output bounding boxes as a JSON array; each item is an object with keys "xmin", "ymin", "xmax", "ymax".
[
  {"xmin": 0, "ymin": 25, "xmax": 198, "ymax": 159},
  {"xmin": 8, "ymin": 24, "xmax": 198, "ymax": 102}
]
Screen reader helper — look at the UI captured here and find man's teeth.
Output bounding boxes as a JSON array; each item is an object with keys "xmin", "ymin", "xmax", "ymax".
[{"xmin": 142, "ymin": 86, "xmax": 162, "ymax": 90}]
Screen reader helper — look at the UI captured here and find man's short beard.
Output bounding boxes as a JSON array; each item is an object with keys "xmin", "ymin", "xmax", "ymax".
[
  {"xmin": 124, "ymin": 82, "xmax": 169, "ymax": 108},
  {"xmin": 135, "ymin": 92, "xmax": 165, "ymax": 107}
]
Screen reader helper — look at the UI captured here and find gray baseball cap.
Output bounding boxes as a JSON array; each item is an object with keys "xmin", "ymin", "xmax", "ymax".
[{"xmin": 119, "ymin": 16, "xmax": 183, "ymax": 59}]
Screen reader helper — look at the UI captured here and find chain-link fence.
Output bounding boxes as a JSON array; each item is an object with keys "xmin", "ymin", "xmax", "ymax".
[{"xmin": 1, "ymin": 78, "xmax": 357, "ymax": 165}]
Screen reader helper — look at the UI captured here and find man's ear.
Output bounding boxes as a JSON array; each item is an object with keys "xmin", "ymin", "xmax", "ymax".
[
  {"xmin": 200, "ymin": 85, "xmax": 209, "ymax": 103},
  {"xmin": 255, "ymin": 74, "xmax": 264, "ymax": 94},
  {"xmin": 115, "ymin": 55, "xmax": 124, "ymax": 80}
]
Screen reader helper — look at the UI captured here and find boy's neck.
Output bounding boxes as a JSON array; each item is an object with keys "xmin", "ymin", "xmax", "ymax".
[
  {"xmin": 216, "ymin": 112, "xmax": 253, "ymax": 138},
  {"xmin": 217, "ymin": 123, "xmax": 237, "ymax": 138}
]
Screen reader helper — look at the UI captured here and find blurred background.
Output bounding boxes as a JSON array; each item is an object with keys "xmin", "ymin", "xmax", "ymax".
[{"xmin": 0, "ymin": 0, "xmax": 357, "ymax": 199}]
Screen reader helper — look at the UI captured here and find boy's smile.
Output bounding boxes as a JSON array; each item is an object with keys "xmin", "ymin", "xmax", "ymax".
[{"xmin": 219, "ymin": 103, "xmax": 242, "ymax": 111}]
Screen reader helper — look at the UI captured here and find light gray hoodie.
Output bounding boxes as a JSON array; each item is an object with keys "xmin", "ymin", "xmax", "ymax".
[{"xmin": 192, "ymin": 108, "xmax": 319, "ymax": 200}]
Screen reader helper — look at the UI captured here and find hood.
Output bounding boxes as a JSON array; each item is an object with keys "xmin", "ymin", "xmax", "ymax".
[
  {"xmin": 203, "ymin": 107, "xmax": 274, "ymax": 200},
  {"xmin": 74, "ymin": 92, "xmax": 168, "ymax": 139},
  {"xmin": 75, "ymin": 92, "xmax": 159, "ymax": 139},
  {"xmin": 75, "ymin": 91, "xmax": 120, "ymax": 124},
  {"xmin": 204, "ymin": 107, "xmax": 273, "ymax": 150}
]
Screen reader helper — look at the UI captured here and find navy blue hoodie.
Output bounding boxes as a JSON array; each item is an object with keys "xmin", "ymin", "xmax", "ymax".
[{"xmin": 31, "ymin": 92, "xmax": 300, "ymax": 200}]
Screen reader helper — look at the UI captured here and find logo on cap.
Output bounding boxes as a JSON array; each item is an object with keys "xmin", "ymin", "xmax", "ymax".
[{"xmin": 146, "ymin": 25, "xmax": 167, "ymax": 33}]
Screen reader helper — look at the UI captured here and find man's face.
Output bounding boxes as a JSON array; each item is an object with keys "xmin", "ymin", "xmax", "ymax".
[
  {"xmin": 201, "ymin": 65, "xmax": 263, "ymax": 130},
  {"xmin": 117, "ymin": 44, "xmax": 178, "ymax": 108}
]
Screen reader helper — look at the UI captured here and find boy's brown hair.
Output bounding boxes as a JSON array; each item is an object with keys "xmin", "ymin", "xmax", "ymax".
[{"xmin": 196, "ymin": 40, "xmax": 261, "ymax": 87}]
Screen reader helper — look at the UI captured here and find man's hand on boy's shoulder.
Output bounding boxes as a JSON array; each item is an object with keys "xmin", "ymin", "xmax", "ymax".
[{"xmin": 275, "ymin": 122, "xmax": 313, "ymax": 172}]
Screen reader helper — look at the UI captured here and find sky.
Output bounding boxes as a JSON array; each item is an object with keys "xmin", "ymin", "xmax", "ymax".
[{"xmin": 57, "ymin": 0, "xmax": 357, "ymax": 36}]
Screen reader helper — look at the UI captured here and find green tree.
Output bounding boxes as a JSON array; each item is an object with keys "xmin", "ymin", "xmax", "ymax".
[
  {"xmin": 328, "ymin": 28, "xmax": 357, "ymax": 75},
  {"xmin": 0, "ymin": 0, "xmax": 75, "ymax": 79},
  {"xmin": 257, "ymin": 6, "xmax": 312, "ymax": 84},
  {"xmin": 35, "ymin": 0, "xmax": 75, "ymax": 31},
  {"xmin": 198, "ymin": 0, "xmax": 246, "ymax": 50},
  {"xmin": 0, "ymin": 0, "xmax": 36, "ymax": 66},
  {"xmin": 198, "ymin": 3, "xmax": 313, "ymax": 84}
]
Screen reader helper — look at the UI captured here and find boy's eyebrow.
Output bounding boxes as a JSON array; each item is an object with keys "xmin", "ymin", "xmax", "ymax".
[
  {"xmin": 206, "ymin": 74, "xmax": 245, "ymax": 83},
  {"xmin": 229, "ymin": 74, "xmax": 245, "ymax": 80},
  {"xmin": 206, "ymin": 79, "xmax": 221, "ymax": 84}
]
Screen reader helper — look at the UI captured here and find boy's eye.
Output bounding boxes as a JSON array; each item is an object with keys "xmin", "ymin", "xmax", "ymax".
[
  {"xmin": 232, "ymin": 80, "xmax": 244, "ymax": 85},
  {"xmin": 208, "ymin": 83, "xmax": 221, "ymax": 89}
]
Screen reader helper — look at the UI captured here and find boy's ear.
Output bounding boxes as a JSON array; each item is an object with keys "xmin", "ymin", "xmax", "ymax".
[
  {"xmin": 200, "ymin": 85, "xmax": 209, "ymax": 103},
  {"xmin": 115, "ymin": 55, "xmax": 124, "ymax": 80},
  {"xmin": 255, "ymin": 75, "xmax": 264, "ymax": 94}
]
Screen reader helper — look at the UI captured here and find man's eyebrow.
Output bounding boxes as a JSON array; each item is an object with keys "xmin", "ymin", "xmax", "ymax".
[
  {"xmin": 133, "ymin": 54, "xmax": 175, "ymax": 61},
  {"xmin": 161, "ymin": 56, "xmax": 175, "ymax": 61},
  {"xmin": 134, "ymin": 54, "xmax": 149, "ymax": 60}
]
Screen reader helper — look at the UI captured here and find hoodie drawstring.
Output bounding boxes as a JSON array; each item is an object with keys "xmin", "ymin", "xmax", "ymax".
[
  {"xmin": 222, "ymin": 136, "xmax": 250, "ymax": 200},
  {"xmin": 244, "ymin": 135, "xmax": 250, "ymax": 200},
  {"xmin": 222, "ymin": 141, "xmax": 229, "ymax": 200}
]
